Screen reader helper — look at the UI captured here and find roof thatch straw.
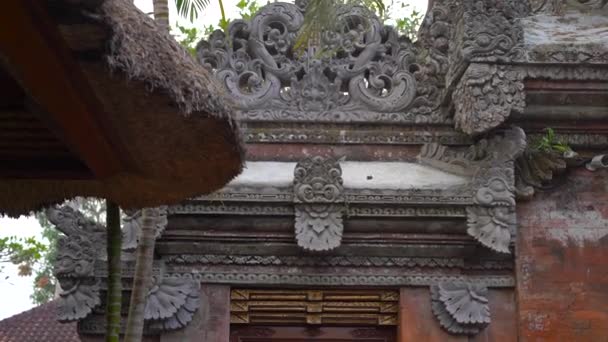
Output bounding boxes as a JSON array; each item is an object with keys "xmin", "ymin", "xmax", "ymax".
[{"xmin": 0, "ymin": 0, "xmax": 244, "ymax": 216}]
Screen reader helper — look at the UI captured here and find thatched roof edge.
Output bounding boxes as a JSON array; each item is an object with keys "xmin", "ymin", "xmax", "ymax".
[{"xmin": 99, "ymin": 0, "xmax": 245, "ymax": 160}]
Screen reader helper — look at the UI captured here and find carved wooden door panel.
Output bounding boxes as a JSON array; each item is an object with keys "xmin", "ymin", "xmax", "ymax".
[{"xmin": 230, "ymin": 326, "xmax": 396, "ymax": 342}]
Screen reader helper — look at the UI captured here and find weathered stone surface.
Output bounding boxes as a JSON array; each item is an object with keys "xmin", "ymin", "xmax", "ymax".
[{"xmin": 516, "ymin": 169, "xmax": 608, "ymax": 340}]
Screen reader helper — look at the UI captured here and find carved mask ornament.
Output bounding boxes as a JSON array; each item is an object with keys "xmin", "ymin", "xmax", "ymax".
[{"xmin": 293, "ymin": 156, "xmax": 345, "ymax": 251}]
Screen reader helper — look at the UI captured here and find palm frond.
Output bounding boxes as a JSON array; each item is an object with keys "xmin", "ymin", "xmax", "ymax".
[
  {"xmin": 175, "ymin": 0, "xmax": 211, "ymax": 22},
  {"xmin": 294, "ymin": 0, "xmax": 387, "ymax": 56}
]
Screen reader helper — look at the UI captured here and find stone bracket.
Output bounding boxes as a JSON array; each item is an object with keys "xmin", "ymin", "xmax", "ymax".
[
  {"xmin": 419, "ymin": 127, "xmax": 527, "ymax": 253},
  {"xmin": 293, "ymin": 156, "xmax": 345, "ymax": 252},
  {"xmin": 430, "ymin": 282, "xmax": 491, "ymax": 335}
]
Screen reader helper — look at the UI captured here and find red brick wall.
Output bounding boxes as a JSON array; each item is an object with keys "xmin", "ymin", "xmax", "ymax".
[{"xmin": 516, "ymin": 169, "xmax": 608, "ymax": 341}]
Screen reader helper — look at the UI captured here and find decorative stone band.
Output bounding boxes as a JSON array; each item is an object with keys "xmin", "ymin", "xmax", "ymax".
[
  {"xmin": 430, "ymin": 282, "xmax": 491, "ymax": 335},
  {"xmin": 293, "ymin": 157, "xmax": 345, "ymax": 251},
  {"xmin": 161, "ymin": 272, "xmax": 514, "ymax": 288},
  {"xmin": 419, "ymin": 127, "xmax": 527, "ymax": 253}
]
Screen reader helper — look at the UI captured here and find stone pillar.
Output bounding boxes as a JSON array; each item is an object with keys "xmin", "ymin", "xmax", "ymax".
[{"xmin": 161, "ymin": 284, "xmax": 231, "ymax": 342}]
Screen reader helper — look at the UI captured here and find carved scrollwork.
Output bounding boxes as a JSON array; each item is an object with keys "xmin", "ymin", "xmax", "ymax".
[
  {"xmin": 531, "ymin": 0, "xmax": 607, "ymax": 14},
  {"xmin": 122, "ymin": 206, "xmax": 168, "ymax": 251},
  {"xmin": 47, "ymin": 206, "xmax": 105, "ymax": 322},
  {"xmin": 453, "ymin": 63, "xmax": 525, "ymax": 136},
  {"xmin": 145, "ymin": 277, "xmax": 200, "ymax": 331},
  {"xmin": 430, "ymin": 282, "xmax": 491, "ymax": 335},
  {"xmin": 196, "ymin": 1, "xmax": 442, "ymax": 123},
  {"xmin": 418, "ymin": 127, "xmax": 526, "ymax": 253},
  {"xmin": 293, "ymin": 157, "xmax": 345, "ymax": 251}
]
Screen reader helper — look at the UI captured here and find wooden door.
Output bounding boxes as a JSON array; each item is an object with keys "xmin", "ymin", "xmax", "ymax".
[{"xmin": 230, "ymin": 326, "xmax": 396, "ymax": 342}]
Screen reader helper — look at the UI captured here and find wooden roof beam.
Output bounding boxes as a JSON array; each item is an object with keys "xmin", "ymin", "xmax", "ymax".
[{"xmin": 0, "ymin": 0, "xmax": 126, "ymax": 178}]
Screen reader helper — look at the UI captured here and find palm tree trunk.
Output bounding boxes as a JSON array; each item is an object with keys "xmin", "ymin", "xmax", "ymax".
[
  {"xmin": 105, "ymin": 201, "xmax": 122, "ymax": 342},
  {"xmin": 124, "ymin": 208, "xmax": 157, "ymax": 342},
  {"xmin": 153, "ymin": 0, "xmax": 170, "ymax": 31}
]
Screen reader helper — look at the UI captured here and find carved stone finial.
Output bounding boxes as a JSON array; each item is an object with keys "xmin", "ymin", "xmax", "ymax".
[
  {"xmin": 293, "ymin": 156, "xmax": 345, "ymax": 251},
  {"xmin": 431, "ymin": 282, "xmax": 491, "ymax": 335},
  {"xmin": 419, "ymin": 127, "xmax": 527, "ymax": 253},
  {"xmin": 47, "ymin": 206, "xmax": 105, "ymax": 322},
  {"xmin": 145, "ymin": 277, "xmax": 200, "ymax": 331}
]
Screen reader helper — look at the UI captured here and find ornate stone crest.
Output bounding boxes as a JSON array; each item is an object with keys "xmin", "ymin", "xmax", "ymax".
[
  {"xmin": 293, "ymin": 156, "xmax": 345, "ymax": 251},
  {"xmin": 196, "ymin": 1, "xmax": 451, "ymax": 123}
]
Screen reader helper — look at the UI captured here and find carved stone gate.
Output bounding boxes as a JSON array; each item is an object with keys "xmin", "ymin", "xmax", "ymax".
[{"xmin": 50, "ymin": 0, "xmax": 608, "ymax": 340}]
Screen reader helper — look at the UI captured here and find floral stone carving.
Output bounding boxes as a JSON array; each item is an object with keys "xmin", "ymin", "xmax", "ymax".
[
  {"xmin": 145, "ymin": 277, "xmax": 200, "ymax": 331},
  {"xmin": 430, "ymin": 282, "xmax": 491, "ymax": 335},
  {"xmin": 419, "ymin": 127, "xmax": 527, "ymax": 253},
  {"xmin": 47, "ymin": 206, "xmax": 105, "ymax": 322},
  {"xmin": 196, "ymin": 1, "xmax": 450, "ymax": 123},
  {"xmin": 293, "ymin": 156, "xmax": 345, "ymax": 251}
]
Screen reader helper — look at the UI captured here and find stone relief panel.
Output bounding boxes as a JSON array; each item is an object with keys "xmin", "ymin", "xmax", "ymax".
[
  {"xmin": 419, "ymin": 127, "xmax": 527, "ymax": 253},
  {"xmin": 293, "ymin": 156, "xmax": 345, "ymax": 251},
  {"xmin": 430, "ymin": 282, "xmax": 491, "ymax": 335},
  {"xmin": 196, "ymin": 0, "xmax": 456, "ymax": 123}
]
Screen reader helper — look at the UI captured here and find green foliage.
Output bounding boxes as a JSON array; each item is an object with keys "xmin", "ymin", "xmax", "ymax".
[
  {"xmin": 175, "ymin": 24, "xmax": 203, "ymax": 56},
  {"xmin": 294, "ymin": 0, "xmax": 386, "ymax": 55},
  {"xmin": 236, "ymin": 0, "xmax": 262, "ymax": 21},
  {"xmin": 534, "ymin": 128, "xmax": 572, "ymax": 154},
  {"xmin": 176, "ymin": 0, "xmax": 212, "ymax": 22},
  {"xmin": 0, "ymin": 235, "xmax": 46, "ymax": 279},
  {"xmin": 390, "ymin": 2, "xmax": 422, "ymax": 41}
]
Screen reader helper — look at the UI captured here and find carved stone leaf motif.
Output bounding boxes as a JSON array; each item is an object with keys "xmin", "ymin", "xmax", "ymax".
[
  {"xmin": 145, "ymin": 277, "xmax": 200, "ymax": 331},
  {"xmin": 196, "ymin": 1, "xmax": 436, "ymax": 123},
  {"xmin": 46, "ymin": 206, "xmax": 105, "ymax": 322},
  {"xmin": 293, "ymin": 157, "xmax": 345, "ymax": 251},
  {"xmin": 57, "ymin": 281, "xmax": 101, "ymax": 322},
  {"xmin": 419, "ymin": 127, "xmax": 526, "ymax": 253},
  {"xmin": 430, "ymin": 282, "xmax": 491, "ymax": 335},
  {"xmin": 122, "ymin": 206, "xmax": 168, "ymax": 251},
  {"xmin": 453, "ymin": 64, "xmax": 525, "ymax": 136},
  {"xmin": 466, "ymin": 206, "xmax": 515, "ymax": 254}
]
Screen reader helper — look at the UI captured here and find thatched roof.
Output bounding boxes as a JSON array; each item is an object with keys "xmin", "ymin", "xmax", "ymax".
[{"xmin": 0, "ymin": 0, "xmax": 244, "ymax": 216}]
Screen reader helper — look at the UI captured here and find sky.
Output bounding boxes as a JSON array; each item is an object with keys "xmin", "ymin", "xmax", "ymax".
[{"xmin": 0, "ymin": 0, "xmax": 428, "ymax": 321}]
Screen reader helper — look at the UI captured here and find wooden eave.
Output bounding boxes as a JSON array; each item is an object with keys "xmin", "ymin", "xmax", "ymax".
[{"xmin": 0, "ymin": 0, "xmax": 130, "ymax": 180}]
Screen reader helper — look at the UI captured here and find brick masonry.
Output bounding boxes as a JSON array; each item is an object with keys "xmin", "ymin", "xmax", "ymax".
[{"xmin": 516, "ymin": 168, "xmax": 608, "ymax": 341}]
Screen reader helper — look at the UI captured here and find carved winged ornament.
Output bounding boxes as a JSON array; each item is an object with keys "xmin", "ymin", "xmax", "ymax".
[
  {"xmin": 196, "ymin": 1, "xmax": 451, "ymax": 123},
  {"xmin": 419, "ymin": 127, "xmax": 527, "ymax": 253},
  {"xmin": 431, "ymin": 282, "xmax": 491, "ymax": 335}
]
